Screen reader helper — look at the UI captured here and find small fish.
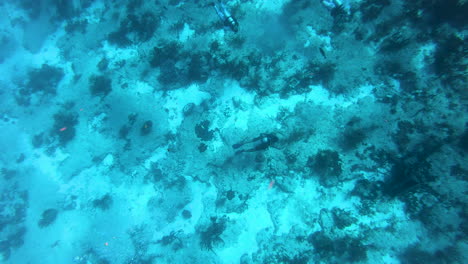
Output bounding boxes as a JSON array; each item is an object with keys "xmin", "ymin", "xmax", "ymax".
[
  {"xmin": 319, "ymin": 47, "xmax": 327, "ymax": 59},
  {"xmin": 167, "ymin": 147, "xmax": 176, "ymax": 153},
  {"xmin": 59, "ymin": 127, "xmax": 67, "ymax": 132},
  {"xmin": 50, "ymin": 240, "xmax": 60, "ymax": 248},
  {"xmin": 268, "ymin": 180, "xmax": 275, "ymax": 189}
]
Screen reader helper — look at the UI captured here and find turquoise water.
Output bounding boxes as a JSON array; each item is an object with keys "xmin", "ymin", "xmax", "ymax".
[{"xmin": 0, "ymin": 1, "xmax": 466, "ymax": 263}]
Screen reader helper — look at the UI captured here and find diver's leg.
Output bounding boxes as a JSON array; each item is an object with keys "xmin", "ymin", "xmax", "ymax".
[
  {"xmin": 241, "ymin": 148, "xmax": 257, "ymax": 153},
  {"xmin": 233, "ymin": 137, "xmax": 256, "ymax": 149},
  {"xmin": 213, "ymin": 4, "xmax": 226, "ymax": 20},
  {"xmin": 235, "ymin": 149, "xmax": 245, "ymax": 155},
  {"xmin": 232, "ymin": 142, "xmax": 244, "ymax": 149}
]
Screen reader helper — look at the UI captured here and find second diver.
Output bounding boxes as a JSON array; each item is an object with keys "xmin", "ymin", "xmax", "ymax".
[{"xmin": 212, "ymin": 1, "xmax": 239, "ymax": 33}]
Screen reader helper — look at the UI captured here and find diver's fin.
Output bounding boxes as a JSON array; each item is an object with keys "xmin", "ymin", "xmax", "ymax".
[{"xmin": 232, "ymin": 143, "xmax": 242, "ymax": 149}]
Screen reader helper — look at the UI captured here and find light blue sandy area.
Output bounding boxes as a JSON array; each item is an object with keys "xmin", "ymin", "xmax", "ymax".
[{"xmin": 0, "ymin": 0, "xmax": 466, "ymax": 263}]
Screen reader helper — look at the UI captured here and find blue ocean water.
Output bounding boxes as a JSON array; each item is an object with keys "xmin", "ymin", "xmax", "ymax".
[{"xmin": 0, "ymin": 0, "xmax": 466, "ymax": 263}]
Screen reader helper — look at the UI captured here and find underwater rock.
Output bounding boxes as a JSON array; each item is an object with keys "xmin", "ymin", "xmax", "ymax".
[
  {"xmin": 89, "ymin": 75, "xmax": 112, "ymax": 97},
  {"xmin": 140, "ymin": 120, "xmax": 153, "ymax": 136},
  {"xmin": 307, "ymin": 150, "xmax": 342, "ymax": 186},
  {"xmin": 183, "ymin": 103, "xmax": 196, "ymax": 116},
  {"xmin": 38, "ymin": 209, "xmax": 58, "ymax": 228},
  {"xmin": 92, "ymin": 194, "xmax": 113, "ymax": 210},
  {"xmin": 198, "ymin": 143, "xmax": 207, "ymax": 153},
  {"xmin": 195, "ymin": 120, "xmax": 215, "ymax": 141},
  {"xmin": 182, "ymin": 210, "xmax": 192, "ymax": 219}
]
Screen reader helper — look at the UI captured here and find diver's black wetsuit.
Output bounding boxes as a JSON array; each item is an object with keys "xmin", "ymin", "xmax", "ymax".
[
  {"xmin": 232, "ymin": 133, "xmax": 278, "ymax": 154},
  {"xmin": 212, "ymin": 1, "xmax": 239, "ymax": 32}
]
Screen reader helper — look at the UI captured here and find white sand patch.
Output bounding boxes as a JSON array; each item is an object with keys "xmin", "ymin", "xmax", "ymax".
[
  {"xmin": 150, "ymin": 180, "xmax": 217, "ymax": 243},
  {"xmin": 59, "ymin": 167, "xmax": 112, "ymax": 205},
  {"xmin": 257, "ymin": 93, "xmax": 307, "ymax": 119},
  {"xmin": 111, "ymin": 181, "xmax": 156, "ymax": 222},
  {"xmin": 163, "ymin": 83, "xmax": 211, "ymax": 132},
  {"xmin": 31, "ymin": 27, "xmax": 65, "ymax": 65},
  {"xmin": 275, "ymin": 179, "xmax": 322, "ymax": 235},
  {"xmin": 143, "ymin": 147, "xmax": 169, "ymax": 169},
  {"xmin": 215, "ymin": 81, "xmax": 254, "ymax": 131},
  {"xmin": 80, "ymin": 1, "xmax": 107, "ymax": 24},
  {"xmin": 11, "ymin": 209, "xmax": 91, "ymax": 264},
  {"xmin": 88, "ymin": 112, "xmax": 108, "ymax": 131},
  {"xmin": 102, "ymin": 42, "xmax": 139, "ymax": 64},
  {"xmin": 210, "ymin": 134, "xmax": 227, "ymax": 153},
  {"xmin": 7, "ymin": 146, "xmax": 95, "ymax": 264},
  {"xmin": 101, "ymin": 153, "xmax": 114, "ymax": 169},
  {"xmin": 0, "ymin": 7, "xmax": 68, "ymax": 82},
  {"xmin": 304, "ymin": 26, "xmax": 332, "ymax": 51},
  {"xmin": 132, "ymin": 80, "xmax": 154, "ymax": 94},
  {"xmin": 178, "ymin": 180, "xmax": 214, "ymax": 234},
  {"xmin": 254, "ymin": 0, "xmax": 290, "ymax": 14},
  {"xmin": 272, "ymin": 176, "xmax": 359, "ymax": 236},
  {"xmin": 217, "ymin": 186, "xmax": 275, "ymax": 261},
  {"xmin": 33, "ymin": 150, "xmax": 70, "ymax": 183},
  {"xmin": 221, "ymin": 80, "xmax": 255, "ymax": 106},
  {"xmin": 40, "ymin": 163, "xmax": 159, "ymax": 263},
  {"xmin": 221, "ymin": 109, "xmax": 251, "ymax": 131},
  {"xmin": 179, "ymin": 23, "xmax": 195, "ymax": 42},
  {"xmin": 306, "ymin": 84, "xmax": 375, "ymax": 108},
  {"xmin": 413, "ymin": 42, "xmax": 436, "ymax": 70},
  {"xmin": 0, "ymin": 122, "xmax": 30, "ymax": 163},
  {"xmin": 79, "ymin": 184, "xmax": 156, "ymax": 263},
  {"xmin": 212, "ymin": 29, "xmax": 227, "ymax": 44}
]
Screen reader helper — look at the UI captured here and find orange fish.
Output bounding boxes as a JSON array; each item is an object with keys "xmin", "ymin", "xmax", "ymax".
[
  {"xmin": 59, "ymin": 127, "xmax": 67, "ymax": 132},
  {"xmin": 268, "ymin": 180, "xmax": 275, "ymax": 189}
]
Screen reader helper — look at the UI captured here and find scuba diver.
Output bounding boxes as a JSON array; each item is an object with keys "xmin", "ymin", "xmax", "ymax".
[
  {"xmin": 212, "ymin": 1, "xmax": 239, "ymax": 32},
  {"xmin": 232, "ymin": 133, "xmax": 279, "ymax": 154}
]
